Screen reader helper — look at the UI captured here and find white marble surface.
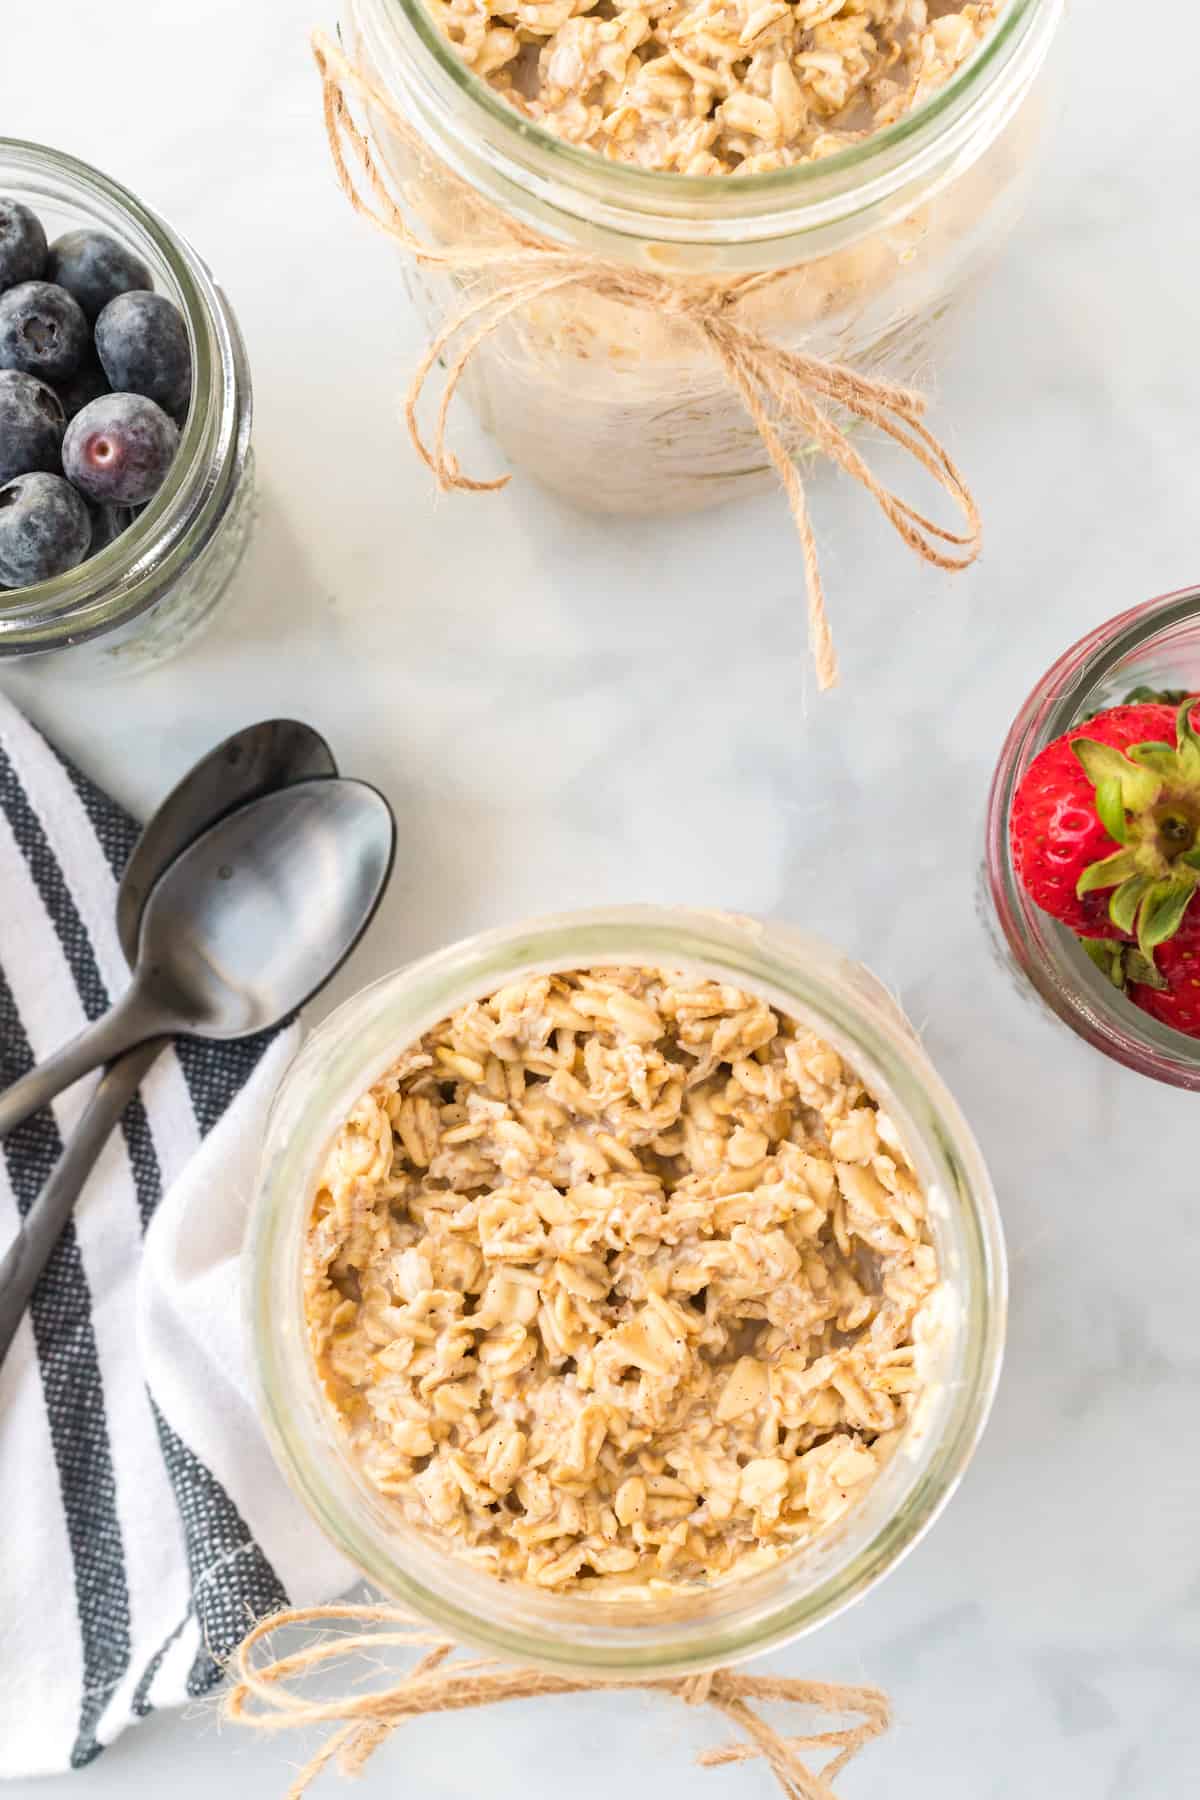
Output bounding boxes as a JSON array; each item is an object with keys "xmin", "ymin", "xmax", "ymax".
[{"xmin": 3, "ymin": 0, "xmax": 1199, "ymax": 1793}]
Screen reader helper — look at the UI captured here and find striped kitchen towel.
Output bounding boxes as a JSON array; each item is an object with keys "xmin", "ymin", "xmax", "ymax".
[{"xmin": 0, "ymin": 695, "xmax": 353, "ymax": 1776}]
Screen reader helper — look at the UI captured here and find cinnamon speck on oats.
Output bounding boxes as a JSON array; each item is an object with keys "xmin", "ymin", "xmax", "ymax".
[{"xmin": 304, "ymin": 967, "xmax": 940, "ymax": 1591}]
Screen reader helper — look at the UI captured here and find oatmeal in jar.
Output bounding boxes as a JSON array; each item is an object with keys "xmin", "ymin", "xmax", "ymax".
[
  {"xmin": 339, "ymin": 0, "xmax": 1059, "ymax": 519},
  {"xmin": 304, "ymin": 967, "xmax": 942, "ymax": 1592},
  {"xmin": 428, "ymin": 0, "xmax": 1001, "ymax": 174}
]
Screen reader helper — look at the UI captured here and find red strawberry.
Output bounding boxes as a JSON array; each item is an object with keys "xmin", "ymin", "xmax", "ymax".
[
  {"xmin": 1079, "ymin": 910, "xmax": 1200, "ymax": 1040},
  {"xmin": 1010, "ymin": 702, "xmax": 1183, "ymax": 939},
  {"xmin": 1128, "ymin": 911, "xmax": 1200, "ymax": 1037}
]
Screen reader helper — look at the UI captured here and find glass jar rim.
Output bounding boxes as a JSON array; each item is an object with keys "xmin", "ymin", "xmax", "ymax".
[
  {"xmin": 355, "ymin": 0, "xmax": 1060, "ymax": 243},
  {"xmin": 247, "ymin": 906, "xmax": 1006, "ymax": 1673},
  {"xmin": 986, "ymin": 583, "xmax": 1200, "ymax": 1088},
  {"xmin": 0, "ymin": 137, "xmax": 249, "ymax": 652}
]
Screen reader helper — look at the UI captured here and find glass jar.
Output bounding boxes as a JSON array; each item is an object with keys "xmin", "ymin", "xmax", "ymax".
[
  {"xmin": 986, "ymin": 586, "xmax": 1200, "ymax": 1091},
  {"xmin": 340, "ymin": 0, "xmax": 1062, "ymax": 515},
  {"xmin": 0, "ymin": 140, "xmax": 253, "ymax": 670},
  {"xmin": 247, "ymin": 906, "xmax": 1004, "ymax": 1674}
]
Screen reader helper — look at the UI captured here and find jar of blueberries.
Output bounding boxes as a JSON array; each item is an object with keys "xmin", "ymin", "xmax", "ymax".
[{"xmin": 0, "ymin": 139, "xmax": 253, "ymax": 670}]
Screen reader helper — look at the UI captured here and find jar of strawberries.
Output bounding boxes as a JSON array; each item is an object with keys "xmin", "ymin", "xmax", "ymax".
[{"xmin": 986, "ymin": 584, "xmax": 1200, "ymax": 1089}]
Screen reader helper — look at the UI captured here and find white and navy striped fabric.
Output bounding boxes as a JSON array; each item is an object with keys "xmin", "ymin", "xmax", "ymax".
[{"xmin": 0, "ymin": 696, "xmax": 353, "ymax": 1776}]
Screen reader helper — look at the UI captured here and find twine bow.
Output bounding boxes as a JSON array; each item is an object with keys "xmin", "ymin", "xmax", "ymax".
[
  {"xmin": 226, "ymin": 1602, "xmax": 891, "ymax": 1800},
  {"xmin": 312, "ymin": 29, "xmax": 982, "ymax": 688}
]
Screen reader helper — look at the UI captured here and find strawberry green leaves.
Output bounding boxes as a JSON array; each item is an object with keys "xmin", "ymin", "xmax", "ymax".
[
  {"xmin": 1069, "ymin": 698, "xmax": 1200, "ymax": 965},
  {"xmin": 1138, "ymin": 879, "xmax": 1197, "ymax": 956},
  {"xmin": 1106, "ymin": 874, "xmax": 1155, "ymax": 937},
  {"xmin": 1071, "ymin": 737, "xmax": 1161, "ymax": 811},
  {"xmin": 1079, "ymin": 936, "xmax": 1167, "ymax": 991},
  {"xmin": 1076, "ymin": 848, "xmax": 1138, "ymax": 896},
  {"xmin": 1176, "ymin": 694, "xmax": 1200, "ymax": 775},
  {"xmin": 1092, "ymin": 778, "xmax": 1131, "ymax": 844},
  {"xmin": 1127, "ymin": 743, "xmax": 1181, "ymax": 776},
  {"xmin": 1080, "ymin": 937, "xmax": 1128, "ymax": 986}
]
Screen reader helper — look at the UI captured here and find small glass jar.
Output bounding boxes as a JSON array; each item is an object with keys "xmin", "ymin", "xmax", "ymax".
[
  {"xmin": 341, "ymin": 0, "xmax": 1062, "ymax": 515},
  {"xmin": 0, "ymin": 140, "xmax": 254, "ymax": 671},
  {"xmin": 986, "ymin": 585, "xmax": 1200, "ymax": 1090},
  {"xmin": 247, "ymin": 906, "xmax": 1004, "ymax": 1674}
]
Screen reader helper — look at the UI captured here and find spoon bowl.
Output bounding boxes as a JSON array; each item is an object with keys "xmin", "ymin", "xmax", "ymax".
[
  {"xmin": 0, "ymin": 776, "xmax": 396, "ymax": 1138},
  {"xmin": 0, "ymin": 719, "xmax": 342, "ymax": 1367},
  {"xmin": 118, "ymin": 718, "xmax": 338, "ymax": 964},
  {"xmin": 137, "ymin": 778, "xmax": 395, "ymax": 1037}
]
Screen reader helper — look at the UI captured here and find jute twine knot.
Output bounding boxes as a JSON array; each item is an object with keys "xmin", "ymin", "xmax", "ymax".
[
  {"xmin": 226, "ymin": 1602, "xmax": 891, "ymax": 1800},
  {"xmin": 312, "ymin": 29, "xmax": 983, "ymax": 691}
]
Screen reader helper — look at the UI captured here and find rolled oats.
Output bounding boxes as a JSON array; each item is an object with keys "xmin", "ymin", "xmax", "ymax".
[
  {"xmin": 304, "ymin": 967, "xmax": 941, "ymax": 1592},
  {"xmin": 427, "ymin": 0, "xmax": 1002, "ymax": 174}
]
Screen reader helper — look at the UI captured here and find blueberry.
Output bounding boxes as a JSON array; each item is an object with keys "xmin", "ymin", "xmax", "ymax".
[
  {"xmin": 0, "ymin": 199, "xmax": 48, "ymax": 291},
  {"xmin": 87, "ymin": 501, "xmax": 136, "ymax": 555},
  {"xmin": 46, "ymin": 229, "xmax": 153, "ymax": 323},
  {"xmin": 62, "ymin": 392, "xmax": 179, "ymax": 505},
  {"xmin": 0, "ymin": 471, "xmax": 91, "ymax": 587},
  {"xmin": 55, "ymin": 353, "xmax": 110, "ymax": 422},
  {"xmin": 0, "ymin": 369, "xmax": 66, "ymax": 485},
  {"xmin": 95, "ymin": 291, "xmax": 191, "ymax": 417},
  {"xmin": 0, "ymin": 281, "xmax": 90, "ymax": 383}
]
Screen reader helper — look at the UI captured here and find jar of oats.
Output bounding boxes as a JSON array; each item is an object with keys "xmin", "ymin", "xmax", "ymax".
[
  {"xmin": 336, "ymin": 0, "xmax": 1061, "ymax": 514},
  {"xmin": 248, "ymin": 907, "xmax": 1004, "ymax": 1671}
]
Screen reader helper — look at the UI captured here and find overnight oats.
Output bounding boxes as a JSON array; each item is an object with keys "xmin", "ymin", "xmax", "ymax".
[
  {"xmin": 250, "ymin": 909, "xmax": 1004, "ymax": 1667},
  {"xmin": 304, "ymin": 967, "xmax": 940, "ymax": 1591},
  {"xmin": 429, "ymin": 0, "xmax": 1005, "ymax": 176},
  {"xmin": 334, "ymin": 0, "xmax": 1063, "ymax": 517}
]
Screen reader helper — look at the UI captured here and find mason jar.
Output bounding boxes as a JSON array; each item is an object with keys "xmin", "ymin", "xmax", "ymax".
[
  {"xmin": 337, "ymin": 0, "xmax": 1063, "ymax": 515},
  {"xmin": 247, "ymin": 906, "xmax": 1005, "ymax": 1674},
  {"xmin": 986, "ymin": 586, "xmax": 1200, "ymax": 1092},
  {"xmin": 0, "ymin": 140, "xmax": 254, "ymax": 670}
]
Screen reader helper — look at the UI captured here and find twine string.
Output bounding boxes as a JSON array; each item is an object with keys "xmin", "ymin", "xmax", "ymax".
[
  {"xmin": 226, "ymin": 1603, "xmax": 890, "ymax": 1800},
  {"xmin": 312, "ymin": 28, "xmax": 983, "ymax": 690}
]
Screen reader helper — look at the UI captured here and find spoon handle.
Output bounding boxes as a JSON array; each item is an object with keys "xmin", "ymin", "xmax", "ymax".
[
  {"xmin": 0, "ymin": 988, "xmax": 169, "ymax": 1142},
  {"xmin": 0, "ymin": 1042, "xmax": 164, "ymax": 1366}
]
